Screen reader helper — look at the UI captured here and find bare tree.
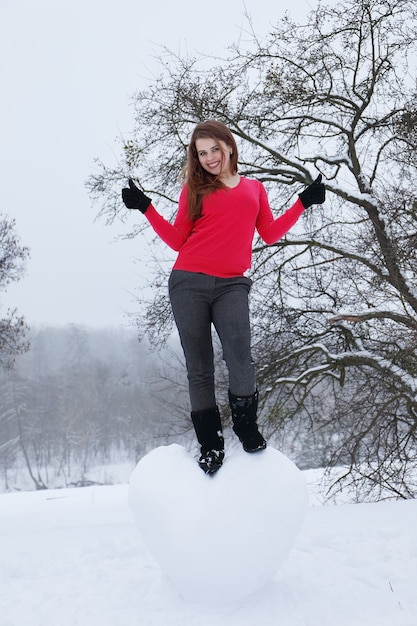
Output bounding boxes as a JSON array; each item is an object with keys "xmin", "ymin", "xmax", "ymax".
[
  {"xmin": 87, "ymin": 0, "xmax": 417, "ymax": 499},
  {"xmin": 0, "ymin": 214, "xmax": 29, "ymax": 370}
]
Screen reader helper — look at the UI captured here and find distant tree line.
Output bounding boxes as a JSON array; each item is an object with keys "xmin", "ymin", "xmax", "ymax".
[{"xmin": 0, "ymin": 326, "xmax": 191, "ymax": 490}]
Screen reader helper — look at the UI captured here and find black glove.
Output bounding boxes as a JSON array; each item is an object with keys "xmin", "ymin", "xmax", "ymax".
[
  {"xmin": 122, "ymin": 179, "xmax": 152, "ymax": 214},
  {"xmin": 298, "ymin": 174, "xmax": 325, "ymax": 209}
]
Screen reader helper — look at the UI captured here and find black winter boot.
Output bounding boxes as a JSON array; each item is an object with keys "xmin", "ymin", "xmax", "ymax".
[
  {"xmin": 191, "ymin": 406, "xmax": 225, "ymax": 474},
  {"xmin": 229, "ymin": 389, "xmax": 267, "ymax": 453}
]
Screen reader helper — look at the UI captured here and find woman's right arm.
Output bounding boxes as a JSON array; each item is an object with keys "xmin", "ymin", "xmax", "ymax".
[
  {"xmin": 122, "ymin": 180, "xmax": 193, "ymax": 251},
  {"xmin": 145, "ymin": 188, "xmax": 193, "ymax": 251}
]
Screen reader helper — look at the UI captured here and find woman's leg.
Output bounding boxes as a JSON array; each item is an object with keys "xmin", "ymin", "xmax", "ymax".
[
  {"xmin": 169, "ymin": 271, "xmax": 224, "ymax": 473},
  {"xmin": 212, "ymin": 276, "xmax": 266, "ymax": 452},
  {"xmin": 168, "ymin": 271, "xmax": 217, "ymax": 411},
  {"xmin": 211, "ymin": 276, "xmax": 256, "ymax": 397}
]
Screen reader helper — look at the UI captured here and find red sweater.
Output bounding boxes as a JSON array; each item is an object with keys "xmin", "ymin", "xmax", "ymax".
[{"xmin": 145, "ymin": 176, "xmax": 305, "ymax": 278}]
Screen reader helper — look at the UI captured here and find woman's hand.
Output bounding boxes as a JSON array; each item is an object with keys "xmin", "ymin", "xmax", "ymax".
[
  {"xmin": 122, "ymin": 179, "xmax": 152, "ymax": 214},
  {"xmin": 298, "ymin": 174, "xmax": 325, "ymax": 209}
]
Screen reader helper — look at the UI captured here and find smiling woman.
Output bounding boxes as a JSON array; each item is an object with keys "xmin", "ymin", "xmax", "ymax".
[
  {"xmin": 121, "ymin": 119, "xmax": 326, "ymax": 474},
  {"xmin": 185, "ymin": 120, "xmax": 240, "ymax": 220},
  {"xmin": 196, "ymin": 138, "xmax": 235, "ymax": 178}
]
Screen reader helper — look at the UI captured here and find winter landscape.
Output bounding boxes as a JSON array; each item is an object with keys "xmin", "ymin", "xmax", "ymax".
[
  {"xmin": 2, "ymin": 0, "xmax": 417, "ymax": 624},
  {"xmin": 1, "ymin": 450, "xmax": 416, "ymax": 626}
]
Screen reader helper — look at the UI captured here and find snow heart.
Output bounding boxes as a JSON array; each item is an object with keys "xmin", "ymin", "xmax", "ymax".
[{"xmin": 128, "ymin": 444, "xmax": 308, "ymax": 608}]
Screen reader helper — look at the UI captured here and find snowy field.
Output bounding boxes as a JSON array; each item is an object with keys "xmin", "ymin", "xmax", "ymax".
[{"xmin": 1, "ymin": 448, "xmax": 416, "ymax": 626}]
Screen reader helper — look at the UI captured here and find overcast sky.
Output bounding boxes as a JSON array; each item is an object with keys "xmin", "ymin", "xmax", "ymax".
[{"xmin": 1, "ymin": 0, "xmax": 320, "ymax": 329}]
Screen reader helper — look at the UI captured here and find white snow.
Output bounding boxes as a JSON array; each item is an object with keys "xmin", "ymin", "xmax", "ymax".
[
  {"xmin": 128, "ymin": 445, "xmax": 308, "ymax": 607},
  {"xmin": 1, "ymin": 448, "xmax": 416, "ymax": 626}
]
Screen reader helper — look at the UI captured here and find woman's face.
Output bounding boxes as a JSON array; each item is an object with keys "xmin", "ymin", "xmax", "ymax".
[{"xmin": 195, "ymin": 137, "xmax": 233, "ymax": 177}]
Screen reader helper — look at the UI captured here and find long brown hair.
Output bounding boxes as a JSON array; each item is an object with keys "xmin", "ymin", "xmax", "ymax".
[{"xmin": 181, "ymin": 120, "xmax": 239, "ymax": 220}]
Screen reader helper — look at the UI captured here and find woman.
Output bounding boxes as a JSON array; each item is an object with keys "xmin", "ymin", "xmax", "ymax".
[{"xmin": 122, "ymin": 120, "xmax": 325, "ymax": 474}]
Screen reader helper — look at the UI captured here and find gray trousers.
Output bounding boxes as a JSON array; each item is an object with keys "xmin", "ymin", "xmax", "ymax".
[{"xmin": 168, "ymin": 270, "xmax": 256, "ymax": 411}]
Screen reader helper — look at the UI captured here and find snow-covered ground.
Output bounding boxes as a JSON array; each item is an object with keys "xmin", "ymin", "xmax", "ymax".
[{"xmin": 1, "ymin": 449, "xmax": 416, "ymax": 626}]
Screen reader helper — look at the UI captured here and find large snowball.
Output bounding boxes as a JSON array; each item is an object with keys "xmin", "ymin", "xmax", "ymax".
[{"xmin": 129, "ymin": 444, "xmax": 308, "ymax": 607}]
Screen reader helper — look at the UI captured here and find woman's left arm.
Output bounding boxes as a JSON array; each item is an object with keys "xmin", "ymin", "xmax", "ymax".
[{"xmin": 256, "ymin": 177, "xmax": 325, "ymax": 244}]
